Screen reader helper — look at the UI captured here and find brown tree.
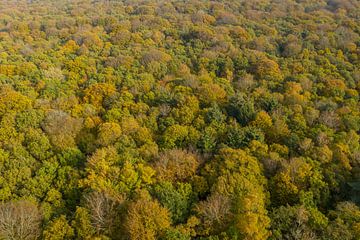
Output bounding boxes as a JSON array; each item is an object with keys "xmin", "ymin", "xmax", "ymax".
[
  {"xmin": 0, "ymin": 201, "xmax": 42, "ymax": 240},
  {"xmin": 84, "ymin": 191, "xmax": 124, "ymax": 236},
  {"xmin": 153, "ymin": 149, "xmax": 201, "ymax": 182}
]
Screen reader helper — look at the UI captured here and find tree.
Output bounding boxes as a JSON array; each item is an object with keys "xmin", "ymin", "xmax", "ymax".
[
  {"xmin": 81, "ymin": 146, "xmax": 138, "ymax": 194},
  {"xmin": 0, "ymin": 1, "xmax": 359, "ymax": 239},
  {"xmin": 270, "ymin": 205, "xmax": 324, "ymax": 240},
  {"xmin": 201, "ymin": 148, "xmax": 270, "ymax": 239},
  {"xmin": 97, "ymin": 122, "xmax": 122, "ymax": 146},
  {"xmin": 83, "ymin": 83, "xmax": 117, "ymax": 110},
  {"xmin": 227, "ymin": 93, "xmax": 256, "ymax": 125},
  {"xmin": 43, "ymin": 215, "xmax": 74, "ymax": 240},
  {"xmin": 0, "ymin": 200, "xmax": 42, "ymax": 240},
  {"xmin": 42, "ymin": 110, "xmax": 83, "ymax": 149},
  {"xmin": 84, "ymin": 191, "xmax": 124, "ymax": 237},
  {"xmin": 326, "ymin": 202, "xmax": 360, "ymax": 240},
  {"xmin": 161, "ymin": 124, "xmax": 189, "ymax": 149},
  {"xmin": 125, "ymin": 190, "xmax": 171, "ymax": 240},
  {"xmin": 198, "ymin": 83, "xmax": 227, "ymax": 105},
  {"xmin": 195, "ymin": 192, "xmax": 232, "ymax": 235},
  {"xmin": 24, "ymin": 128, "xmax": 52, "ymax": 160},
  {"xmin": 153, "ymin": 181, "xmax": 193, "ymax": 223},
  {"xmin": 72, "ymin": 207, "xmax": 95, "ymax": 240},
  {"xmin": 15, "ymin": 109, "xmax": 44, "ymax": 132},
  {"xmin": 253, "ymin": 57, "xmax": 283, "ymax": 82},
  {"xmin": 0, "ymin": 85, "xmax": 32, "ymax": 116},
  {"xmin": 153, "ymin": 149, "xmax": 200, "ymax": 182}
]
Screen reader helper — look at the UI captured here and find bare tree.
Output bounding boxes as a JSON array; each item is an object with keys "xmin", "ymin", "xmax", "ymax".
[
  {"xmin": 84, "ymin": 191, "xmax": 124, "ymax": 236},
  {"xmin": 195, "ymin": 192, "xmax": 232, "ymax": 234},
  {"xmin": 0, "ymin": 201, "xmax": 42, "ymax": 240}
]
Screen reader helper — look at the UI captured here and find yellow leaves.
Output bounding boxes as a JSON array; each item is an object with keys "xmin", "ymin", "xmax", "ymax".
[
  {"xmin": 230, "ymin": 26, "xmax": 251, "ymax": 43},
  {"xmin": 43, "ymin": 215, "xmax": 74, "ymax": 240},
  {"xmin": 333, "ymin": 143, "xmax": 352, "ymax": 170},
  {"xmin": 121, "ymin": 117, "xmax": 140, "ymax": 135},
  {"xmin": 272, "ymin": 171, "xmax": 299, "ymax": 203},
  {"xmin": 284, "ymin": 82, "xmax": 309, "ymax": 105},
  {"xmin": 97, "ymin": 122, "xmax": 122, "ymax": 146},
  {"xmin": 175, "ymin": 64, "xmax": 191, "ymax": 78},
  {"xmin": 126, "ymin": 190, "xmax": 171, "ymax": 240},
  {"xmin": 325, "ymin": 78, "xmax": 346, "ymax": 94},
  {"xmin": 87, "ymin": 146, "xmax": 117, "ymax": 167},
  {"xmin": 288, "ymin": 61, "xmax": 305, "ymax": 74},
  {"xmin": 60, "ymin": 40, "xmax": 79, "ymax": 54},
  {"xmin": 286, "ymin": 81, "xmax": 303, "ymax": 93},
  {"xmin": 198, "ymin": 83, "xmax": 227, "ymax": 104},
  {"xmin": 180, "ymin": 216, "xmax": 200, "ymax": 237},
  {"xmin": 292, "ymin": 113, "xmax": 307, "ymax": 130},
  {"xmin": 323, "ymin": 79, "xmax": 347, "ymax": 100},
  {"xmin": 271, "ymin": 156, "xmax": 328, "ymax": 208},
  {"xmin": 206, "ymin": 148, "xmax": 271, "ymax": 239},
  {"xmin": 0, "ymin": 52, "xmax": 8, "ymax": 60},
  {"xmin": 0, "ymin": 64, "xmax": 16, "ymax": 76},
  {"xmin": 198, "ymin": 72, "xmax": 213, "ymax": 84},
  {"xmin": 251, "ymin": 111, "xmax": 273, "ymax": 131},
  {"xmin": 53, "ymin": 96, "xmax": 79, "ymax": 113},
  {"xmin": 171, "ymin": 105, "xmax": 198, "ymax": 125},
  {"xmin": 137, "ymin": 163, "xmax": 155, "ymax": 185},
  {"xmin": 71, "ymin": 104, "xmax": 86, "ymax": 118},
  {"xmin": 82, "ymin": 32, "xmax": 104, "ymax": 51},
  {"xmin": 161, "ymin": 124, "xmax": 189, "ymax": 149},
  {"xmin": 138, "ymin": 142, "xmax": 159, "ymax": 161},
  {"xmin": 344, "ymin": 42, "xmax": 357, "ymax": 52},
  {"xmin": 217, "ymin": 148, "xmax": 263, "ymax": 178},
  {"xmin": 110, "ymin": 29, "xmax": 132, "ymax": 45},
  {"xmin": 171, "ymin": 96, "xmax": 199, "ymax": 125},
  {"xmin": 313, "ymin": 145, "xmax": 333, "ymax": 164},
  {"xmin": 84, "ymin": 116, "xmax": 102, "ymax": 129},
  {"xmin": 269, "ymin": 115, "xmax": 290, "ymax": 141},
  {"xmin": 18, "ymin": 61, "xmax": 38, "ymax": 77},
  {"xmin": 83, "ymin": 146, "xmax": 156, "ymax": 195},
  {"xmin": 293, "ymin": 160, "xmax": 312, "ymax": 181},
  {"xmin": 0, "ymin": 85, "xmax": 32, "ymax": 116},
  {"xmin": 83, "ymin": 83, "xmax": 117, "ymax": 109},
  {"xmin": 255, "ymin": 57, "xmax": 283, "ymax": 81},
  {"xmin": 345, "ymin": 88, "xmax": 358, "ymax": 98},
  {"xmin": 81, "ymin": 147, "xmax": 120, "ymax": 193},
  {"xmin": 188, "ymin": 26, "xmax": 215, "ymax": 42},
  {"xmin": 132, "ymin": 127, "xmax": 153, "ymax": 145},
  {"xmin": 248, "ymin": 140, "xmax": 269, "ymax": 156},
  {"xmin": 191, "ymin": 11, "xmax": 216, "ymax": 25},
  {"xmin": 236, "ymin": 210, "xmax": 271, "ymax": 240},
  {"xmin": 120, "ymin": 162, "xmax": 140, "ymax": 188},
  {"xmin": 353, "ymin": 222, "xmax": 360, "ymax": 239},
  {"xmin": 270, "ymin": 143, "xmax": 289, "ymax": 156},
  {"xmin": 151, "ymin": 30, "xmax": 164, "ymax": 44}
]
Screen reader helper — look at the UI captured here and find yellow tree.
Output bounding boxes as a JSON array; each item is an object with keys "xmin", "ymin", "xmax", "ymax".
[
  {"xmin": 201, "ymin": 148, "xmax": 271, "ymax": 239},
  {"xmin": 125, "ymin": 190, "xmax": 171, "ymax": 240}
]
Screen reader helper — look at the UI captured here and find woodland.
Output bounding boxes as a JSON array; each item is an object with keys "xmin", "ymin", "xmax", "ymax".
[{"xmin": 0, "ymin": 0, "xmax": 359, "ymax": 239}]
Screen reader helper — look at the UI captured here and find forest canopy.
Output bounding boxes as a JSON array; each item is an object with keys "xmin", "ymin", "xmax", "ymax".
[{"xmin": 0, "ymin": 0, "xmax": 359, "ymax": 239}]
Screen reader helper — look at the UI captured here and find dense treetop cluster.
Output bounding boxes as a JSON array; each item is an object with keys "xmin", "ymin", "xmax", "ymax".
[{"xmin": 0, "ymin": 0, "xmax": 359, "ymax": 239}]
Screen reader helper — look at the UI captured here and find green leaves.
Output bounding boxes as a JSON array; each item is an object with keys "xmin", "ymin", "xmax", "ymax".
[
  {"xmin": 153, "ymin": 181, "xmax": 193, "ymax": 224},
  {"xmin": 0, "ymin": 0, "xmax": 358, "ymax": 239}
]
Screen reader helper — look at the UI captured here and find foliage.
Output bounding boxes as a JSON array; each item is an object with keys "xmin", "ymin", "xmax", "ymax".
[{"xmin": 0, "ymin": 0, "xmax": 359, "ymax": 239}]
